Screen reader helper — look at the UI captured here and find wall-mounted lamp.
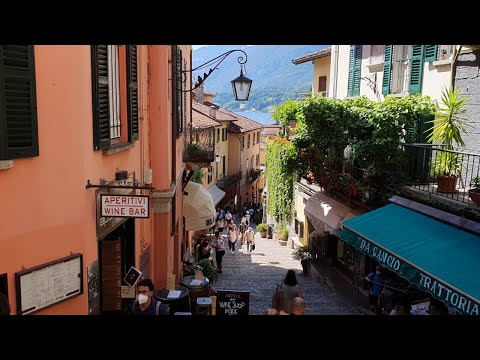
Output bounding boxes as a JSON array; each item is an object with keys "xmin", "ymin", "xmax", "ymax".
[
  {"xmin": 215, "ymin": 154, "xmax": 222, "ymax": 163},
  {"xmin": 182, "ymin": 49, "xmax": 252, "ymax": 101}
]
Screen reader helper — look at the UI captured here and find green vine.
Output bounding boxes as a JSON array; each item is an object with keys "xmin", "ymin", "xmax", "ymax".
[
  {"xmin": 191, "ymin": 169, "xmax": 204, "ymax": 184},
  {"xmin": 265, "ymin": 94, "xmax": 436, "ymax": 218},
  {"xmin": 266, "ymin": 136, "xmax": 298, "ymax": 226}
]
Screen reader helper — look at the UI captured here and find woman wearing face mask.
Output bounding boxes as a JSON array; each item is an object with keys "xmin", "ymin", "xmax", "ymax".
[
  {"xmin": 132, "ymin": 278, "xmax": 170, "ymax": 315},
  {"xmin": 365, "ymin": 265, "xmax": 384, "ymax": 314}
]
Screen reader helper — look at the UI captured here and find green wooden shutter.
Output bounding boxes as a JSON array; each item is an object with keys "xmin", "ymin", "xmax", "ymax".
[
  {"xmin": 424, "ymin": 45, "xmax": 438, "ymax": 62},
  {"xmin": 175, "ymin": 46, "xmax": 183, "ymax": 137},
  {"xmin": 382, "ymin": 45, "xmax": 394, "ymax": 95},
  {"xmin": 0, "ymin": 45, "xmax": 39, "ymax": 160},
  {"xmin": 352, "ymin": 45, "xmax": 362, "ymax": 96},
  {"xmin": 127, "ymin": 45, "xmax": 139, "ymax": 142},
  {"xmin": 91, "ymin": 45, "xmax": 110, "ymax": 150},
  {"xmin": 347, "ymin": 46, "xmax": 354, "ymax": 96},
  {"xmin": 409, "ymin": 45, "xmax": 425, "ymax": 94}
]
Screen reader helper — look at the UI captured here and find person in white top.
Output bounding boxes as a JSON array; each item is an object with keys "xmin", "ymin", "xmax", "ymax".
[
  {"xmin": 228, "ymin": 224, "xmax": 238, "ymax": 255},
  {"xmin": 245, "ymin": 227, "xmax": 255, "ymax": 253},
  {"xmin": 225, "ymin": 211, "xmax": 233, "ymax": 227},
  {"xmin": 245, "ymin": 212, "xmax": 251, "ymax": 226}
]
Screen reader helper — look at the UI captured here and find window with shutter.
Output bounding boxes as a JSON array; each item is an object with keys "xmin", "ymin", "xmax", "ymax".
[
  {"xmin": 409, "ymin": 45, "xmax": 425, "ymax": 94},
  {"xmin": 92, "ymin": 45, "xmax": 138, "ymax": 151},
  {"xmin": 424, "ymin": 45, "xmax": 438, "ymax": 63},
  {"xmin": 0, "ymin": 45, "xmax": 39, "ymax": 160},
  {"xmin": 175, "ymin": 46, "xmax": 183, "ymax": 137},
  {"xmin": 127, "ymin": 45, "xmax": 139, "ymax": 141},
  {"xmin": 247, "ymin": 134, "xmax": 250, "ymax": 148},
  {"xmin": 347, "ymin": 45, "xmax": 362, "ymax": 96},
  {"xmin": 347, "ymin": 46, "xmax": 354, "ymax": 96},
  {"xmin": 108, "ymin": 46, "xmax": 121, "ymax": 140},
  {"xmin": 382, "ymin": 45, "xmax": 394, "ymax": 95},
  {"xmin": 392, "ymin": 45, "xmax": 412, "ymax": 94},
  {"xmin": 92, "ymin": 45, "xmax": 111, "ymax": 150}
]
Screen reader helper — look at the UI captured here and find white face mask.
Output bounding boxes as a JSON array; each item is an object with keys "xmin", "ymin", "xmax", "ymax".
[{"xmin": 138, "ymin": 293, "xmax": 149, "ymax": 305}]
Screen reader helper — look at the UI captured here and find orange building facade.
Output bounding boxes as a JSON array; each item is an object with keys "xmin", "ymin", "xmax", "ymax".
[{"xmin": 0, "ymin": 45, "xmax": 191, "ymax": 314}]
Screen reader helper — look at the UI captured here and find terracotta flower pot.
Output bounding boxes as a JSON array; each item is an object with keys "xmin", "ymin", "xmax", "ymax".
[
  {"xmin": 437, "ymin": 175, "xmax": 458, "ymax": 193},
  {"xmin": 469, "ymin": 190, "xmax": 480, "ymax": 205}
]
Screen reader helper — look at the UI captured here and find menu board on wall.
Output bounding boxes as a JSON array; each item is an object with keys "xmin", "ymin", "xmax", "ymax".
[{"xmin": 15, "ymin": 254, "xmax": 83, "ymax": 315}]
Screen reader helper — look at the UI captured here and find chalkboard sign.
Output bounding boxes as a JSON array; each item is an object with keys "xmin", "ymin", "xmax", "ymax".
[
  {"xmin": 216, "ymin": 290, "xmax": 249, "ymax": 316},
  {"xmin": 15, "ymin": 254, "xmax": 83, "ymax": 315}
]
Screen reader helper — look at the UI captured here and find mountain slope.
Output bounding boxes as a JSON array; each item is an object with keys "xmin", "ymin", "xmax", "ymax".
[{"xmin": 193, "ymin": 45, "xmax": 329, "ymax": 111}]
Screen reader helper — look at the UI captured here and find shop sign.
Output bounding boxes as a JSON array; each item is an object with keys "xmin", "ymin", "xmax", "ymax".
[
  {"xmin": 101, "ymin": 195, "xmax": 150, "ymax": 218},
  {"xmin": 216, "ymin": 290, "xmax": 249, "ymax": 316},
  {"xmin": 342, "ymin": 229, "xmax": 480, "ymax": 315}
]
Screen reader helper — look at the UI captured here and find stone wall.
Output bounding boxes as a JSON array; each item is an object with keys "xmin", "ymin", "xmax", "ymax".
[{"xmin": 455, "ymin": 50, "xmax": 480, "ymax": 154}]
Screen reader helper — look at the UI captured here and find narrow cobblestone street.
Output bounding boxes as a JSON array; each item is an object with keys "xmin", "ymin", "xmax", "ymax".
[{"xmin": 212, "ymin": 230, "xmax": 362, "ymax": 315}]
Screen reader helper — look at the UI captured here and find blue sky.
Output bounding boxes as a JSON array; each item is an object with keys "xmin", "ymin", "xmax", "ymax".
[{"xmin": 193, "ymin": 45, "xmax": 253, "ymax": 50}]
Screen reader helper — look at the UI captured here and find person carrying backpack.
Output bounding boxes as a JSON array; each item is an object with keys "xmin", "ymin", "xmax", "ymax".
[{"xmin": 131, "ymin": 278, "xmax": 169, "ymax": 315}]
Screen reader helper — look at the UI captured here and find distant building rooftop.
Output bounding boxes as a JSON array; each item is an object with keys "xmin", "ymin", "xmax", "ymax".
[{"xmin": 292, "ymin": 47, "xmax": 331, "ymax": 65}]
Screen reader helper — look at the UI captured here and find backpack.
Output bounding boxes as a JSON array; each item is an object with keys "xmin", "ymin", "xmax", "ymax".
[{"xmin": 132, "ymin": 299, "xmax": 168, "ymax": 315}]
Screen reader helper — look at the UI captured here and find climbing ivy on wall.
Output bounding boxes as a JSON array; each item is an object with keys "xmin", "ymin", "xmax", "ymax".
[{"xmin": 266, "ymin": 136, "xmax": 298, "ymax": 226}]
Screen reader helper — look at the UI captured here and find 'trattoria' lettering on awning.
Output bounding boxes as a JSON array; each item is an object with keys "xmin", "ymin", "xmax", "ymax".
[{"xmin": 342, "ymin": 228, "xmax": 480, "ymax": 315}]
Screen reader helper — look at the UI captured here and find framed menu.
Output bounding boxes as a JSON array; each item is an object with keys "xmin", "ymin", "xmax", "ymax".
[{"xmin": 15, "ymin": 254, "xmax": 83, "ymax": 315}]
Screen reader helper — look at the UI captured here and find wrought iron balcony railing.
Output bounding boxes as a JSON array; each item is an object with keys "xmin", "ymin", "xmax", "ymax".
[
  {"xmin": 246, "ymin": 169, "xmax": 261, "ymax": 183},
  {"xmin": 402, "ymin": 143, "xmax": 480, "ymax": 206},
  {"xmin": 183, "ymin": 126, "xmax": 215, "ymax": 163},
  {"xmin": 217, "ymin": 171, "xmax": 242, "ymax": 190}
]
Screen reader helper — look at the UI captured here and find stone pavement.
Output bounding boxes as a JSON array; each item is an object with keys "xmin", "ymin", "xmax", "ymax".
[{"xmin": 212, "ymin": 230, "xmax": 362, "ymax": 315}]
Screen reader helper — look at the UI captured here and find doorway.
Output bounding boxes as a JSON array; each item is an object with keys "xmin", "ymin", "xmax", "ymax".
[{"xmin": 98, "ymin": 218, "xmax": 135, "ymax": 314}]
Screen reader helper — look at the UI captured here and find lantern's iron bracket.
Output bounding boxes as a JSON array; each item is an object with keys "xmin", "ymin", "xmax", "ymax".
[
  {"xmin": 181, "ymin": 49, "xmax": 248, "ymax": 92},
  {"xmin": 85, "ymin": 179, "xmax": 155, "ymax": 192}
]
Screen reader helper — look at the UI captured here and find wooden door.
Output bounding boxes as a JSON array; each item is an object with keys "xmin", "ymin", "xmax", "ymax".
[
  {"xmin": 101, "ymin": 237, "xmax": 122, "ymax": 312},
  {"xmin": 318, "ymin": 76, "xmax": 327, "ymax": 94}
]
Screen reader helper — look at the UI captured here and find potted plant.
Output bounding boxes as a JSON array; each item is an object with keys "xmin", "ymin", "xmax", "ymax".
[
  {"xmin": 256, "ymin": 223, "xmax": 268, "ymax": 238},
  {"xmin": 427, "ymin": 87, "xmax": 469, "ymax": 193},
  {"xmin": 292, "ymin": 245, "xmax": 312, "ymax": 275},
  {"xmin": 469, "ymin": 176, "xmax": 480, "ymax": 205},
  {"xmin": 277, "ymin": 224, "xmax": 289, "ymax": 245},
  {"xmin": 184, "ymin": 258, "xmax": 219, "ymax": 283}
]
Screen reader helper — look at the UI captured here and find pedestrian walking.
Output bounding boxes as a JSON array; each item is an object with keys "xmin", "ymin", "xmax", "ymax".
[
  {"xmin": 239, "ymin": 219, "xmax": 247, "ymax": 244},
  {"xmin": 245, "ymin": 212, "xmax": 250, "ymax": 226},
  {"xmin": 214, "ymin": 231, "xmax": 225, "ymax": 273},
  {"xmin": 225, "ymin": 210, "xmax": 233, "ymax": 227},
  {"xmin": 277, "ymin": 269, "xmax": 303, "ymax": 312},
  {"xmin": 245, "ymin": 226, "xmax": 255, "ymax": 253},
  {"xmin": 290, "ymin": 297, "xmax": 306, "ymax": 315},
  {"xmin": 228, "ymin": 224, "xmax": 238, "ymax": 255},
  {"xmin": 365, "ymin": 265, "xmax": 384, "ymax": 314}
]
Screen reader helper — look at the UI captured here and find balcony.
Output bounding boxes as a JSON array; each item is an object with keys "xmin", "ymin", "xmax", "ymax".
[
  {"xmin": 246, "ymin": 169, "xmax": 261, "ymax": 183},
  {"xmin": 217, "ymin": 171, "xmax": 242, "ymax": 190},
  {"xmin": 183, "ymin": 127, "xmax": 215, "ymax": 166},
  {"xmin": 402, "ymin": 144, "xmax": 480, "ymax": 206}
]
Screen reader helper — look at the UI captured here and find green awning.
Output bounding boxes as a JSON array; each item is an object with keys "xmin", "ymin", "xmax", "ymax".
[{"xmin": 341, "ymin": 204, "xmax": 480, "ymax": 315}]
